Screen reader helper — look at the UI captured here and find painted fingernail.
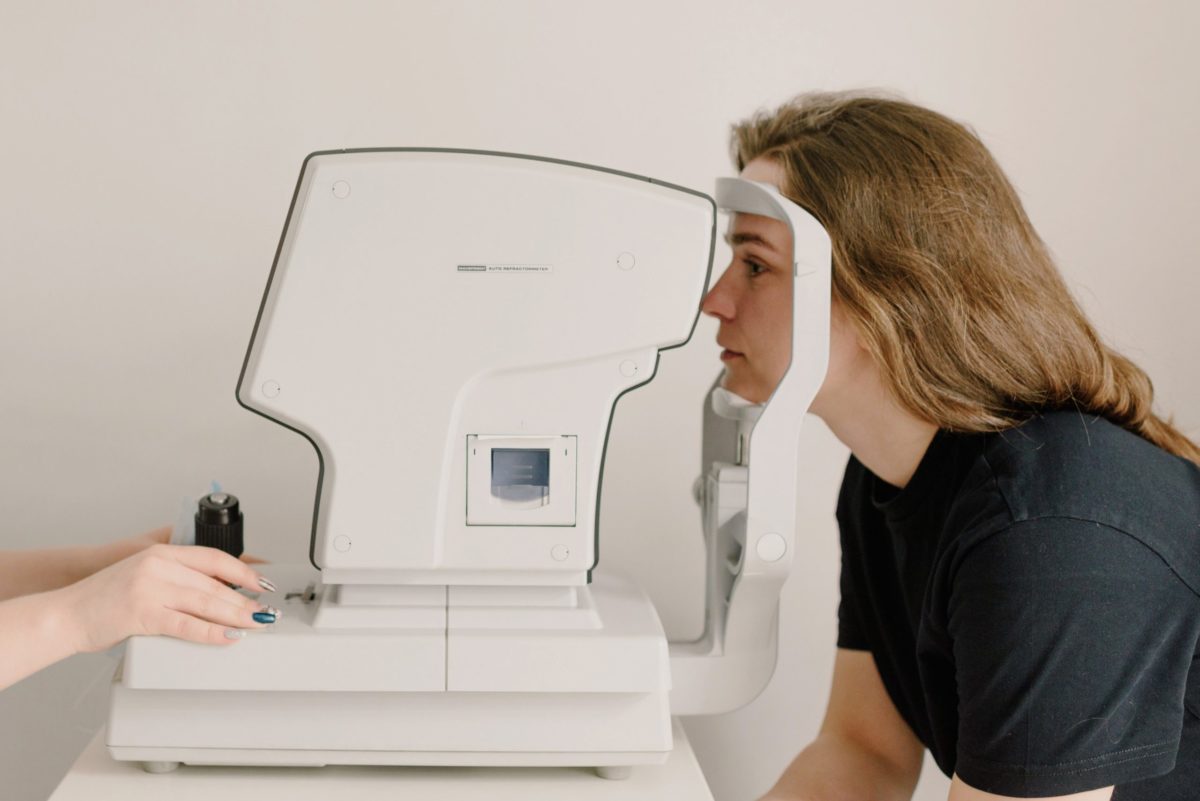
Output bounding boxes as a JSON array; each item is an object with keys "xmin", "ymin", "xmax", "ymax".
[
  {"xmin": 264, "ymin": 605, "xmax": 283, "ymax": 619},
  {"xmin": 252, "ymin": 611, "xmax": 277, "ymax": 624},
  {"xmin": 224, "ymin": 628, "xmax": 246, "ymax": 640},
  {"xmin": 258, "ymin": 577, "xmax": 277, "ymax": 593}
]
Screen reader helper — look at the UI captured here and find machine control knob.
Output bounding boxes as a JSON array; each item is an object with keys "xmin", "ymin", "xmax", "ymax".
[{"xmin": 195, "ymin": 492, "xmax": 244, "ymax": 558}]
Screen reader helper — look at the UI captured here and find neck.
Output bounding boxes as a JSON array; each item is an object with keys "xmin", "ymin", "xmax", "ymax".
[{"xmin": 813, "ymin": 368, "xmax": 938, "ymax": 489}]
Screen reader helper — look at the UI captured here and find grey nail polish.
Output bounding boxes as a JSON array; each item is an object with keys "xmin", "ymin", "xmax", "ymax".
[
  {"xmin": 257, "ymin": 577, "xmax": 277, "ymax": 593},
  {"xmin": 224, "ymin": 628, "xmax": 246, "ymax": 640}
]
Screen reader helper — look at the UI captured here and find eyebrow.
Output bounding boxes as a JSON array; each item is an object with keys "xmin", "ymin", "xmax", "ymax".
[{"xmin": 723, "ymin": 231, "xmax": 778, "ymax": 252}]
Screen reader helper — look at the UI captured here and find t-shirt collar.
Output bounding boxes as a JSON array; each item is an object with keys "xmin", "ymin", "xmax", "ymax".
[{"xmin": 870, "ymin": 428, "xmax": 954, "ymax": 522}]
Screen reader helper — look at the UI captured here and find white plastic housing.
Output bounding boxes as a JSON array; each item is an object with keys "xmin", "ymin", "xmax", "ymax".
[{"xmin": 237, "ymin": 150, "xmax": 715, "ymax": 586}]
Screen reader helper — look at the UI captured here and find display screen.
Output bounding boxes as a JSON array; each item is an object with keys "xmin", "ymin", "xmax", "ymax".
[{"xmin": 491, "ymin": 448, "xmax": 550, "ymax": 490}]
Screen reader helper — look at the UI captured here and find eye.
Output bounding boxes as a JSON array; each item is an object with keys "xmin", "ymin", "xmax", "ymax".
[{"xmin": 743, "ymin": 257, "xmax": 767, "ymax": 277}]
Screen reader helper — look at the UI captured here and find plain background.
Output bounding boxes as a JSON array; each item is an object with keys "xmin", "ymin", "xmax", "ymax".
[{"xmin": 1, "ymin": 2, "xmax": 1197, "ymax": 799}]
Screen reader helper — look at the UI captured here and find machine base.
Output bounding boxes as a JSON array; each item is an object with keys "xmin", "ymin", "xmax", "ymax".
[
  {"xmin": 116, "ymin": 749, "xmax": 653, "ymax": 779},
  {"xmin": 107, "ymin": 566, "xmax": 673, "ymax": 777}
]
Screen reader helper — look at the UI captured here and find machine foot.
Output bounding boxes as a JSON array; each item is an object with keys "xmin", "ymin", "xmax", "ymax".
[
  {"xmin": 596, "ymin": 765, "xmax": 632, "ymax": 780},
  {"xmin": 141, "ymin": 760, "xmax": 181, "ymax": 774}
]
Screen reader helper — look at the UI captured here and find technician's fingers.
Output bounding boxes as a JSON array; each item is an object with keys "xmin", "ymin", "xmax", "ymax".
[
  {"xmin": 165, "ymin": 586, "xmax": 270, "ymax": 630},
  {"xmin": 161, "ymin": 560, "xmax": 264, "ymax": 615},
  {"xmin": 157, "ymin": 609, "xmax": 242, "ymax": 647},
  {"xmin": 159, "ymin": 544, "xmax": 272, "ymax": 592}
]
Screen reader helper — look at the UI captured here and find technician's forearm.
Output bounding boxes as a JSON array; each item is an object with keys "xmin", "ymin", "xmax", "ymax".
[
  {"xmin": 761, "ymin": 733, "xmax": 917, "ymax": 801},
  {"xmin": 0, "ymin": 545, "xmax": 104, "ymax": 601},
  {"xmin": 0, "ymin": 590, "xmax": 78, "ymax": 690},
  {"xmin": 0, "ymin": 530, "xmax": 167, "ymax": 602}
]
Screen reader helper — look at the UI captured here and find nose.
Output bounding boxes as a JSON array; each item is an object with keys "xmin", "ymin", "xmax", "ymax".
[{"xmin": 701, "ymin": 265, "xmax": 736, "ymax": 321}]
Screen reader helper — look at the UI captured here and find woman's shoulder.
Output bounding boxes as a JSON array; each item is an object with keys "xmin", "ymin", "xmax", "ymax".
[
  {"xmin": 959, "ymin": 410, "xmax": 1200, "ymax": 587},
  {"xmin": 978, "ymin": 411, "xmax": 1200, "ymax": 514}
]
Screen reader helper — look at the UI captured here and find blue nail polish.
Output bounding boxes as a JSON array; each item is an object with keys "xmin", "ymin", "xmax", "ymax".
[{"xmin": 252, "ymin": 612, "xmax": 277, "ymax": 624}]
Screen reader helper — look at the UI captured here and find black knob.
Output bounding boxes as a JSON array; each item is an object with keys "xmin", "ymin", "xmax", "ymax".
[{"xmin": 195, "ymin": 492, "xmax": 244, "ymax": 558}]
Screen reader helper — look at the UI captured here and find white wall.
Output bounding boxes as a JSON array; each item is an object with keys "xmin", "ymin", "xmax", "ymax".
[{"xmin": 1, "ymin": 2, "xmax": 1196, "ymax": 799}]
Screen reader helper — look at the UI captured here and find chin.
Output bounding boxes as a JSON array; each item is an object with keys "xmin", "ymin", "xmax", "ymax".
[{"xmin": 720, "ymin": 373, "xmax": 768, "ymax": 404}]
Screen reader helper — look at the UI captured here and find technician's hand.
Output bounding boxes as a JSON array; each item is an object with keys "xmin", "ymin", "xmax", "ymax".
[{"xmin": 52, "ymin": 544, "xmax": 275, "ymax": 654}]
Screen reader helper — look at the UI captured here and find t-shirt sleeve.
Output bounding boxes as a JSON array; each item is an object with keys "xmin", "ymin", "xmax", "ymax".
[
  {"xmin": 949, "ymin": 516, "xmax": 1200, "ymax": 796},
  {"xmin": 835, "ymin": 458, "xmax": 871, "ymax": 652},
  {"xmin": 837, "ymin": 528, "xmax": 871, "ymax": 651}
]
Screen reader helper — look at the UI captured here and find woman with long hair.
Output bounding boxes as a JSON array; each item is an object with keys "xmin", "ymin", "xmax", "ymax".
[{"xmin": 703, "ymin": 92, "xmax": 1200, "ymax": 801}]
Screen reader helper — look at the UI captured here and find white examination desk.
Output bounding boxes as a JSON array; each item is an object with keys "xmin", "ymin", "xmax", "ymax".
[{"xmin": 48, "ymin": 719, "xmax": 713, "ymax": 800}]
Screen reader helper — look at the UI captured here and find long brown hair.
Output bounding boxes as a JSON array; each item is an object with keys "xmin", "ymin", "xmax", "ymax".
[{"xmin": 732, "ymin": 91, "xmax": 1200, "ymax": 465}]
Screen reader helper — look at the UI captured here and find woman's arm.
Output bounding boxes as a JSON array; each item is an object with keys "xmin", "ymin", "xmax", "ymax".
[
  {"xmin": 761, "ymin": 648, "xmax": 925, "ymax": 801},
  {"xmin": 0, "ymin": 527, "xmax": 170, "ymax": 602},
  {"xmin": 948, "ymin": 776, "xmax": 1112, "ymax": 801},
  {"xmin": 0, "ymin": 543, "xmax": 271, "ymax": 691}
]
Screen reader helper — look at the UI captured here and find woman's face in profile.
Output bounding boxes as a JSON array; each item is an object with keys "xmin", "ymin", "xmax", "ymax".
[{"xmin": 701, "ymin": 158, "xmax": 794, "ymax": 404}]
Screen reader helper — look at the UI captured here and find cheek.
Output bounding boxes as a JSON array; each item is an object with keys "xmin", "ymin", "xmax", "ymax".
[
  {"xmin": 745, "ymin": 311, "xmax": 792, "ymax": 378},
  {"xmin": 764, "ymin": 292, "xmax": 794, "ymax": 359}
]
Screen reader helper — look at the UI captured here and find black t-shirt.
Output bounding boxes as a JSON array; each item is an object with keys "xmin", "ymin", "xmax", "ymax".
[{"xmin": 837, "ymin": 411, "xmax": 1200, "ymax": 799}]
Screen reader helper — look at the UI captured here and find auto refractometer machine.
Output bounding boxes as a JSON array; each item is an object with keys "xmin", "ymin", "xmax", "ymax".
[{"xmin": 107, "ymin": 149, "xmax": 831, "ymax": 778}]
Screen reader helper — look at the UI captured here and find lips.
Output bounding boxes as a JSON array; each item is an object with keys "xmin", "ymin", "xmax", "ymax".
[{"xmin": 719, "ymin": 343, "xmax": 745, "ymax": 362}]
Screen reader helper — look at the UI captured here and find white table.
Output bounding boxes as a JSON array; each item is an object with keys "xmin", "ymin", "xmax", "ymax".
[{"xmin": 49, "ymin": 719, "xmax": 713, "ymax": 801}]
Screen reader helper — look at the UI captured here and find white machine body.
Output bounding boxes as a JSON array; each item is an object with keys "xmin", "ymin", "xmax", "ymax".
[
  {"xmin": 244, "ymin": 150, "xmax": 716, "ymax": 586},
  {"xmin": 107, "ymin": 150, "xmax": 831, "ymax": 776}
]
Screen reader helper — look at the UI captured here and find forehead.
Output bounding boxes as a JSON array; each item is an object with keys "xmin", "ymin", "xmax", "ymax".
[{"xmin": 726, "ymin": 212, "xmax": 788, "ymax": 252}]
